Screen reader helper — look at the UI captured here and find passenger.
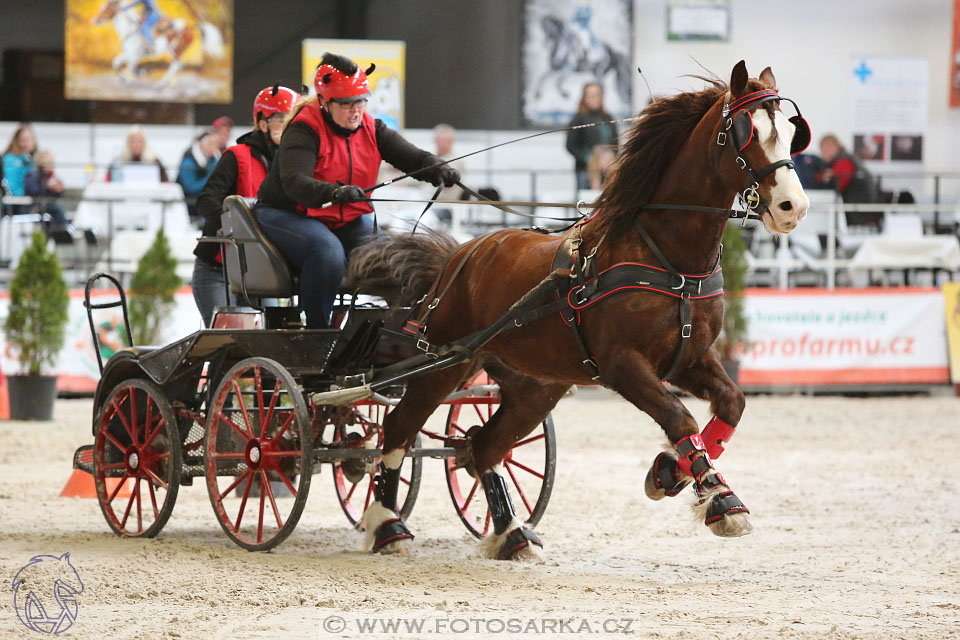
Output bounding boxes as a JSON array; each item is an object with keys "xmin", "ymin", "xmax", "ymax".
[
  {"xmin": 256, "ymin": 52, "xmax": 460, "ymax": 328},
  {"xmin": 192, "ymin": 84, "xmax": 299, "ymax": 327}
]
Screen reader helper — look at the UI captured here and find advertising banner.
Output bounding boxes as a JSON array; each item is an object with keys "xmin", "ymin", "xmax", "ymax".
[
  {"xmin": 942, "ymin": 282, "xmax": 960, "ymax": 383},
  {"xmin": 1, "ymin": 288, "xmax": 202, "ymax": 393},
  {"xmin": 951, "ymin": 0, "xmax": 960, "ymax": 108},
  {"xmin": 65, "ymin": 0, "xmax": 233, "ymax": 103},
  {"xmin": 302, "ymin": 39, "xmax": 406, "ymax": 130},
  {"xmin": 739, "ymin": 288, "xmax": 949, "ymax": 386},
  {"xmin": 849, "ymin": 56, "xmax": 928, "ymax": 162}
]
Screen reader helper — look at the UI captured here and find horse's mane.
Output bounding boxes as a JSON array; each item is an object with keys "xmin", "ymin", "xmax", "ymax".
[{"xmin": 591, "ymin": 77, "xmax": 728, "ymax": 238}]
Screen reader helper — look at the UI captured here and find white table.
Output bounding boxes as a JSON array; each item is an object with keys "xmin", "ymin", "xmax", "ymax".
[
  {"xmin": 72, "ymin": 182, "xmax": 193, "ymax": 235},
  {"xmin": 849, "ymin": 236, "xmax": 960, "ymax": 270}
]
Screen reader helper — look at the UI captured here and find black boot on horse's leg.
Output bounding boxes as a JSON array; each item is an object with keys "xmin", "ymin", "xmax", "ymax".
[
  {"xmin": 644, "ymin": 415, "xmax": 737, "ymax": 500},
  {"xmin": 673, "ymin": 433, "xmax": 752, "ymax": 538},
  {"xmin": 362, "ymin": 453, "xmax": 415, "ymax": 554},
  {"xmin": 478, "ymin": 469, "xmax": 543, "ymax": 561}
]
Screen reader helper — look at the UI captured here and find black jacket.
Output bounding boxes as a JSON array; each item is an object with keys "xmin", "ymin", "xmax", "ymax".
[
  {"xmin": 565, "ymin": 110, "xmax": 618, "ymax": 172},
  {"xmin": 258, "ymin": 107, "xmax": 440, "ymax": 213},
  {"xmin": 194, "ymin": 129, "xmax": 275, "ymax": 265}
]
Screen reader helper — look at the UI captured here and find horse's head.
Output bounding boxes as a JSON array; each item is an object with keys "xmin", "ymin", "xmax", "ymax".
[
  {"xmin": 93, "ymin": 0, "xmax": 120, "ymax": 25},
  {"xmin": 717, "ymin": 61, "xmax": 810, "ymax": 234}
]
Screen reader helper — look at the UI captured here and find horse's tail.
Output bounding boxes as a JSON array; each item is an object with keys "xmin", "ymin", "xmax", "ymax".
[{"xmin": 346, "ymin": 229, "xmax": 459, "ymax": 306}]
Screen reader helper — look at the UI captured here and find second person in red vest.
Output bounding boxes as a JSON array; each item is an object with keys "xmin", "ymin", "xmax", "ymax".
[
  {"xmin": 192, "ymin": 84, "xmax": 300, "ymax": 327},
  {"xmin": 256, "ymin": 52, "xmax": 460, "ymax": 329}
]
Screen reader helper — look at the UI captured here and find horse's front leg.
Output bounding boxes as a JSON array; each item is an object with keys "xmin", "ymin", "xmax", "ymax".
[
  {"xmin": 360, "ymin": 363, "xmax": 472, "ymax": 555},
  {"xmin": 607, "ymin": 351, "xmax": 751, "ymax": 538}
]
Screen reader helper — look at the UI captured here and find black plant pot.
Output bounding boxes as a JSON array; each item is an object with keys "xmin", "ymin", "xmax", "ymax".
[
  {"xmin": 7, "ymin": 375, "xmax": 58, "ymax": 421},
  {"xmin": 721, "ymin": 359, "xmax": 740, "ymax": 384}
]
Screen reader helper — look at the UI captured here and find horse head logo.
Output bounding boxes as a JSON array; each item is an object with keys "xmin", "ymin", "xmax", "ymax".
[{"xmin": 11, "ymin": 553, "xmax": 84, "ymax": 635}]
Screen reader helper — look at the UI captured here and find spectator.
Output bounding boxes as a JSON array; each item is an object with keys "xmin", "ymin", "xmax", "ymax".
[
  {"xmin": 176, "ymin": 132, "xmax": 220, "ymax": 220},
  {"xmin": 817, "ymin": 134, "xmax": 878, "ymax": 203},
  {"xmin": 792, "ymin": 152, "xmax": 826, "ymax": 190},
  {"xmin": 2, "ymin": 123, "xmax": 37, "ymax": 197},
  {"xmin": 212, "ymin": 116, "xmax": 234, "ymax": 151},
  {"xmin": 24, "ymin": 150, "xmax": 68, "ymax": 226},
  {"xmin": 565, "ymin": 82, "xmax": 618, "ymax": 191},
  {"xmin": 107, "ymin": 125, "xmax": 169, "ymax": 182}
]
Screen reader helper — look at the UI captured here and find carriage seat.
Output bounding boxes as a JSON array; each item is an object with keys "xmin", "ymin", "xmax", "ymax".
[{"xmin": 220, "ymin": 195, "xmax": 296, "ymax": 299}]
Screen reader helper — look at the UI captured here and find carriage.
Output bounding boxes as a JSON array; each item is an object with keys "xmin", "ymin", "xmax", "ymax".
[{"xmin": 72, "ymin": 196, "xmax": 557, "ymax": 552}]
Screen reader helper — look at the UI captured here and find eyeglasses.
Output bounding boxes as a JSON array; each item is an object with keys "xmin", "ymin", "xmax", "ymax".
[{"xmin": 331, "ymin": 98, "xmax": 368, "ymax": 110}]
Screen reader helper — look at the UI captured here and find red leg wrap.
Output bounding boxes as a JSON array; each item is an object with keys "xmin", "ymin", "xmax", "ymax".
[
  {"xmin": 674, "ymin": 434, "xmax": 711, "ymax": 481},
  {"xmin": 701, "ymin": 416, "xmax": 735, "ymax": 460}
]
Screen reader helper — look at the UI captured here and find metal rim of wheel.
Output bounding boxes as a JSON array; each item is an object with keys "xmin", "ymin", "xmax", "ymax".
[
  {"xmin": 204, "ymin": 357, "xmax": 312, "ymax": 551},
  {"xmin": 330, "ymin": 399, "xmax": 422, "ymax": 529},
  {"xmin": 94, "ymin": 378, "xmax": 181, "ymax": 538},
  {"xmin": 444, "ymin": 371, "xmax": 557, "ymax": 538}
]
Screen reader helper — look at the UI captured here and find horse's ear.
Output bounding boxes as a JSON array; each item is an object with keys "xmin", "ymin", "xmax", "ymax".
[
  {"xmin": 730, "ymin": 60, "xmax": 748, "ymax": 98},
  {"xmin": 759, "ymin": 66, "xmax": 777, "ymax": 90}
]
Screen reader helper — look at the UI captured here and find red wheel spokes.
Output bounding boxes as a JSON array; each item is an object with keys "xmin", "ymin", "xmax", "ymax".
[
  {"xmin": 505, "ymin": 463, "xmax": 533, "ymax": 514},
  {"xmin": 276, "ymin": 469, "xmax": 298, "ymax": 498},
  {"xmin": 112, "ymin": 398, "xmax": 135, "ymax": 445},
  {"xmin": 143, "ymin": 466, "xmax": 168, "ymax": 491},
  {"xmin": 210, "ymin": 452, "xmax": 246, "ymax": 460},
  {"xmin": 218, "ymin": 469, "xmax": 251, "ymax": 502},
  {"xmin": 106, "ymin": 472, "xmax": 130, "ymax": 504},
  {"xmin": 255, "ymin": 367, "xmax": 265, "ymax": 433},
  {"xmin": 147, "ymin": 480, "xmax": 159, "ymax": 520},
  {"xmin": 261, "ymin": 470, "xmax": 283, "ymax": 529},
  {"xmin": 231, "ymin": 380, "xmax": 255, "ymax": 438},
  {"xmin": 219, "ymin": 413, "xmax": 251, "ymax": 442},
  {"xmin": 257, "ymin": 479, "xmax": 266, "ymax": 543},
  {"xmin": 129, "ymin": 389, "xmax": 138, "ymax": 445},
  {"xmin": 234, "ymin": 472, "xmax": 254, "ymax": 532},
  {"xmin": 270, "ymin": 411, "xmax": 295, "ymax": 443},
  {"xmin": 513, "ymin": 433, "xmax": 545, "ymax": 448},
  {"xmin": 462, "ymin": 478, "xmax": 480, "ymax": 511},
  {"xmin": 120, "ymin": 479, "xmax": 137, "ymax": 529},
  {"xmin": 363, "ymin": 476, "xmax": 374, "ymax": 512},
  {"xmin": 135, "ymin": 478, "xmax": 143, "ymax": 533},
  {"xmin": 262, "ymin": 379, "xmax": 282, "ymax": 432},
  {"xmin": 505, "ymin": 458, "xmax": 543, "ymax": 479},
  {"xmin": 100, "ymin": 462, "xmax": 126, "ymax": 472}
]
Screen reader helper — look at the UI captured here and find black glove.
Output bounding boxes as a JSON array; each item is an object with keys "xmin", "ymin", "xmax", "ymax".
[
  {"xmin": 331, "ymin": 184, "xmax": 367, "ymax": 204},
  {"xmin": 425, "ymin": 164, "xmax": 461, "ymax": 188}
]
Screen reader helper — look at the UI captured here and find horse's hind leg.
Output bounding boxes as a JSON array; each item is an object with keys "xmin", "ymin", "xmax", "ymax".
[
  {"xmin": 646, "ymin": 347, "xmax": 745, "ymax": 501},
  {"xmin": 470, "ymin": 365, "xmax": 569, "ymax": 561},
  {"xmin": 607, "ymin": 351, "xmax": 751, "ymax": 538},
  {"xmin": 360, "ymin": 363, "xmax": 472, "ymax": 555}
]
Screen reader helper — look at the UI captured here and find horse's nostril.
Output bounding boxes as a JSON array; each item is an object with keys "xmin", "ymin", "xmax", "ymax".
[{"xmin": 778, "ymin": 201, "xmax": 793, "ymax": 212}]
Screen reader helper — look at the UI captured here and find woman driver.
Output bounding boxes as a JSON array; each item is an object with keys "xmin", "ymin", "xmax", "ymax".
[{"xmin": 256, "ymin": 52, "xmax": 459, "ymax": 328}]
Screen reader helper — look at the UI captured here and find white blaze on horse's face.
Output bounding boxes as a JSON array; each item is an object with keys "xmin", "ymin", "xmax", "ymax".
[{"xmin": 752, "ymin": 109, "xmax": 810, "ymax": 234}]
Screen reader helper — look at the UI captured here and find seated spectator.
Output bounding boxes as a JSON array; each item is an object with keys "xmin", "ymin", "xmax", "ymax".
[
  {"xmin": 792, "ymin": 152, "xmax": 826, "ymax": 190},
  {"xmin": 817, "ymin": 134, "xmax": 878, "ymax": 203},
  {"xmin": 24, "ymin": 150, "xmax": 68, "ymax": 226},
  {"xmin": 107, "ymin": 125, "xmax": 169, "ymax": 182},
  {"xmin": 212, "ymin": 116, "xmax": 234, "ymax": 151},
  {"xmin": 2, "ymin": 123, "xmax": 37, "ymax": 196},
  {"xmin": 431, "ymin": 123, "xmax": 466, "ymax": 224},
  {"xmin": 176, "ymin": 132, "xmax": 221, "ymax": 220}
]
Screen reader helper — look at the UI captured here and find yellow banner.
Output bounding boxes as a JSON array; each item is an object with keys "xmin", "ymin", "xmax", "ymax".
[
  {"xmin": 302, "ymin": 39, "xmax": 406, "ymax": 130},
  {"xmin": 943, "ymin": 282, "xmax": 960, "ymax": 383}
]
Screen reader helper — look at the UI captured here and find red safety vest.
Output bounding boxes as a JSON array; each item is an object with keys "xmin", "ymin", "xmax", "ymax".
[
  {"xmin": 292, "ymin": 102, "xmax": 381, "ymax": 227},
  {"xmin": 230, "ymin": 143, "xmax": 268, "ymax": 198}
]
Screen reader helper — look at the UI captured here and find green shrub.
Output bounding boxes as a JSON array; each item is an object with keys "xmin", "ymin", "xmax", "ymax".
[
  {"xmin": 715, "ymin": 222, "xmax": 749, "ymax": 360},
  {"xmin": 3, "ymin": 231, "xmax": 70, "ymax": 375},
  {"xmin": 129, "ymin": 229, "xmax": 180, "ymax": 345}
]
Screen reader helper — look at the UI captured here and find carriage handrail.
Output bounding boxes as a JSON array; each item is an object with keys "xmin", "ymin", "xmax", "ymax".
[{"xmin": 83, "ymin": 272, "xmax": 134, "ymax": 374}]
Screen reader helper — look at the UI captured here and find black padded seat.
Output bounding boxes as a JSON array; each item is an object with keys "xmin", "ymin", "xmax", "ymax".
[{"xmin": 220, "ymin": 196, "xmax": 297, "ymax": 298}]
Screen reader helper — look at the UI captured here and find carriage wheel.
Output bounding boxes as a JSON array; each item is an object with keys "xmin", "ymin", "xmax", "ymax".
[
  {"xmin": 204, "ymin": 357, "xmax": 312, "ymax": 551},
  {"xmin": 94, "ymin": 378, "xmax": 181, "ymax": 538},
  {"xmin": 444, "ymin": 371, "xmax": 557, "ymax": 538},
  {"xmin": 330, "ymin": 400, "xmax": 422, "ymax": 529}
]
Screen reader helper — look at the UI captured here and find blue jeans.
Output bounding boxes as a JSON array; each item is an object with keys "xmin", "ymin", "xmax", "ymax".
[
  {"xmin": 255, "ymin": 204, "xmax": 373, "ymax": 328},
  {"xmin": 192, "ymin": 257, "xmax": 228, "ymax": 328}
]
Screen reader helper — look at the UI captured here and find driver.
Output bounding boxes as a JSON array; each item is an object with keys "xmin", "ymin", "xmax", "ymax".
[{"xmin": 256, "ymin": 52, "xmax": 460, "ymax": 329}]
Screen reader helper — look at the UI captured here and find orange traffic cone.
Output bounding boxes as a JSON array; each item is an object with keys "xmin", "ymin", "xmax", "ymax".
[
  {"xmin": 0, "ymin": 361, "xmax": 9, "ymax": 420},
  {"xmin": 60, "ymin": 469, "xmax": 131, "ymax": 499}
]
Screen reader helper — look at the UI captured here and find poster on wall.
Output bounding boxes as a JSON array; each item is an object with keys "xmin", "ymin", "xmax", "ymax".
[
  {"xmin": 302, "ymin": 39, "xmax": 406, "ymax": 130},
  {"xmin": 666, "ymin": 0, "xmax": 730, "ymax": 41},
  {"xmin": 65, "ymin": 0, "xmax": 233, "ymax": 103},
  {"xmin": 951, "ymin": 0, "xmax": 960, "ymax": 107},
  {"xmin": 521, "ymin": 0, "xmax": 633, "ymax": 126},
  {"xmin": 850, "ymin": 56, "xmax": 928, "ymax": 163}
]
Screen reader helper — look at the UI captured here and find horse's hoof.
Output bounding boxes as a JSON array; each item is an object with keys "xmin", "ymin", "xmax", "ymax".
[
  {"xmin": 374, "ymin": 537, "xmax": 411, "ymax": 556},
  {"xmin": 706, "ymin": 511, "xmax": 753, "ymax": 538},
  {"xmin": 702, "ymin": 490, "xmax": 752, "ymax": 537},
  {"xmin": 481, "ymin": 526, "xmax": 544, "ymax": 561},
  {"xmin": 644, "ymin": 451, "xmax": 690, "ymax": 501}
]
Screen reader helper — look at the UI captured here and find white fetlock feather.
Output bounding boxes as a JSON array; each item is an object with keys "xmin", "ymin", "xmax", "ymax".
[
  {"xmin": 479, "ymin": 518, "xmax": 544, "ymax": 562},
  {"xmin": 690, "ymin": 475, "xmax": 753, "ymax": 538},
  {"xmin": 360, "ymin": 502, "xmax": 399, "ymax": 551}
]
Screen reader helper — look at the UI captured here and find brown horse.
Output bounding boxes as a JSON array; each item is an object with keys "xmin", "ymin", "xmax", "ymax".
[{"xmin": 347, "ymin": 61, "xmax": 809, "ymax": 559}]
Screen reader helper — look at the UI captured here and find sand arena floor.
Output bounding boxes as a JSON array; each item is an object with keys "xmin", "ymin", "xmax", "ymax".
[{"xmin": 1, "ymin": 390, "xmax": 959, "ymax": 639}]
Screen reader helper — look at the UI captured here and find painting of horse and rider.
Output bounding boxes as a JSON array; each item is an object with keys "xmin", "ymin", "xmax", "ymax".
[{"xmin": 65, "ymin": 0, "xmax": 232, "ymax": 103}]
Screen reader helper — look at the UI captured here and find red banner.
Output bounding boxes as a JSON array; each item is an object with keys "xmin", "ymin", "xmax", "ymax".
[{"xmin": 951, "ymin": 0, "xmax": 960, "ymax": 107}]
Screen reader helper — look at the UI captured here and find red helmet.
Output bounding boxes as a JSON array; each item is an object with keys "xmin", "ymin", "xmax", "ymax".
[
  {"xmin": 314, "ymin": 54, "xmax": 374, "ymax": 101},
  {"xmin": 253, "ymin": 85, "xmax": 299, "ymax": 122}
]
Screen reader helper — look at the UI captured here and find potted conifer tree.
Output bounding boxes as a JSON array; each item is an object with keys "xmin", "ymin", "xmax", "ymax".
[
  {"xmin": 715, "ymin": 222, "xmax": 750, "ymax": 382},
  {"xmin": 3, "ymin": 230, "xmax": 70, "ymax": 420},
  {"xmin": 129, "ymin": 228, "xmax": 181, "ymax": 345}
]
